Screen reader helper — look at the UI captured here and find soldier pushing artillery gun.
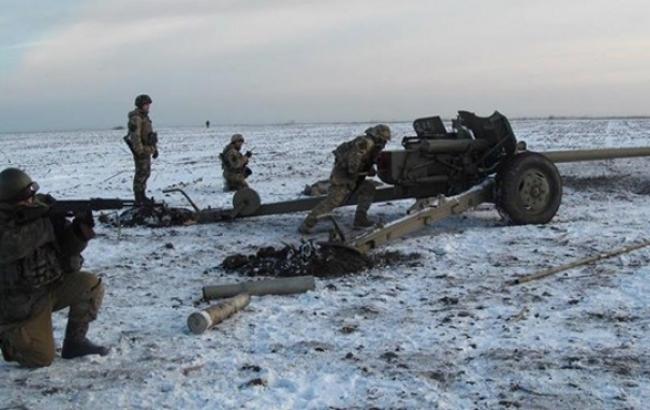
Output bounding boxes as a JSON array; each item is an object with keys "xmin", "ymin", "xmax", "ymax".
[{"xmin": 299, "ymin": 124, "xmax": 392, "ymax": 234}]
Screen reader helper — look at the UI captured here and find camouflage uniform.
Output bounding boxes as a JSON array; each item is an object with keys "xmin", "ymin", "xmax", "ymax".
[
  {"xmin": 220, "ymin": 136, "xmax": 250, "ymax": 191},
  {"xmin": 301, "ymin": 126, "xmax": 390, "ymax": 231},
  {"xmin": 126, "ymin": 108, "xmax": 157, "ymax": 203},
  {"xmin": 0, "ymin": 197, "xmax": 105, "ymax": 367}
]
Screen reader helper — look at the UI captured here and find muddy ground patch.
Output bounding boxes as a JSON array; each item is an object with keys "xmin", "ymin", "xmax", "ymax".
[{"xmin": 222, "ymin": 241, "xmax": 422, "ymax": 278}]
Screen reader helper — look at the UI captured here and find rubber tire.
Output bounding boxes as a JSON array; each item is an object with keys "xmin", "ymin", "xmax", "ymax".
[
  {"xmin": 232, "ymin": 188, "xmax": 261, "ymax": 216},
  {"xmin": 496, "ymin": 152, "xmax": 562, "ymax": 225}
]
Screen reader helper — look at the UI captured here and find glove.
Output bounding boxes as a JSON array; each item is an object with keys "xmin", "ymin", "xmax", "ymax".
[
  {"xmin": 152, "ymin": 149, "xmax": 159, "ymax": 159},
  {"xmin": 244, "ymin": 167, "xmax": 253, "ymax": 177},
  {"xmin": 245, "ymin": 151, "xmax": 253, "ymax": 158}
]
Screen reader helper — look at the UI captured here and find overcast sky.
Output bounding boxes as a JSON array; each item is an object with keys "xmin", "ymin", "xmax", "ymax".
[{"xmin": 1, "ymin": 0, "xmax": 649, "ymax": 132}]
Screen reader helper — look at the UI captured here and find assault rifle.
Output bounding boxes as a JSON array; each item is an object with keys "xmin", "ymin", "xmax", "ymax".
[{"xmin": 48, "ymin": 198, "xmax": 138, "ymax": 218}]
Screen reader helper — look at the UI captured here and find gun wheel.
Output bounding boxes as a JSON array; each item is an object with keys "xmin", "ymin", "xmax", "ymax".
[
  {"xmin": 496, "ymin": 152, "xmax": 562, "ymax": 225},
  {"xmin": 232, "ymin": 188, "xmax": 261, "ymax": 216}
]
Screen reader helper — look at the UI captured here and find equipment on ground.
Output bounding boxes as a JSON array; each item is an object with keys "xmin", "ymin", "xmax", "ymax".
[
  {"xmin": 187, "ymin": 293, "xmax": 251, "ymax": 334},
  {"xmin": 161, "ymin": 111, "xmax": 650, "ymax": 252},
  {"xmin": 202, "ymin": 276, "xmax": 316, "ymax": 300},
  {"xmin": 49, "ymin": 198, "xmax": 138, "ymax": 218}
]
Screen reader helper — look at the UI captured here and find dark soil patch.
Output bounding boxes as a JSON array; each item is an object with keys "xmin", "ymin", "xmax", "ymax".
[
  {"xmin": 98, "ymin": 205, "xmax": 196, "ymax": 227},
  {"xmin": 222, "ymin": 241, "xmax": 421, "ymax": 278}
]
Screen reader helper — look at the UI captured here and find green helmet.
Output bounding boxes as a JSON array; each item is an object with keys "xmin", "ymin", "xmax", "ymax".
[
  {"xmin": 0, "ymin": 168, "xmax": 39, "ymax": 203},
  {"xmin": 365, "ymin": 124, "xmax": 391, "ymax": 143},
  {"xmin": 135, "ymin": 94, "xmax": 153, "ymax": 108},
  {"xmin": 231, "ymin": 133, "xmax": 244, "ymax": 143}
]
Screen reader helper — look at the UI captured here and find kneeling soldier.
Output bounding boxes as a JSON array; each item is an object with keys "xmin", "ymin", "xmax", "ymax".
[
  {"xmin": 0, "ymin": 168, "xmax": 108, "ymax": 368},
  {"xmin": 220, "ymin": 133, "xmax": 252, "ymax": 191},
  {"xmin": 299, "ymin": 124, "xmax": 391, "ymax": 233}
]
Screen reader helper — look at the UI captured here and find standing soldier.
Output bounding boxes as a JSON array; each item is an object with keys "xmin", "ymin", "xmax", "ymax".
[
  {"xmin": 299, "ymin": 124, "xmax": 391, "ymax": 234},
  {"xmin": 220, "ymin": 134, "xmax": 252, "ymax": 191},
  {"xmin": 124, "ymin": 94, "xmax": 158, "ymax": 205},
  {"xmin": 0, "ymin": 168, "xmax": 108, "ymax": 368}
]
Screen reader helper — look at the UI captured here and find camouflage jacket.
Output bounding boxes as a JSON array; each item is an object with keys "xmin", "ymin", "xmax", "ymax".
[
  {"xmin": 330, "ymin": 135, "xmax": 379, "ymax": 186},
  {"xmin": 126, "ymin": 109, "xmax": 156, "ymax": 157},
  {"xmin": 220, "ymin": 143, "xmax": 247, "ymax": 174},
  {"xmin": 0, "ymin": 197, "xmax": 88, "ymax": 324}
]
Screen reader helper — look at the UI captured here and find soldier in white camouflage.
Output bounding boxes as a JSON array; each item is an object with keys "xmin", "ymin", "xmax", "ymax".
[
  {"xmin": 299, "ymin": 124, "xmax": 391, "ymax": 233},
  {"xmin": 124, "ymin": 94, "xmax": 158, "ymax": 204},
  {"xmin": 220, "ymin": 134, "xmax": 252, "ymax": 191}
]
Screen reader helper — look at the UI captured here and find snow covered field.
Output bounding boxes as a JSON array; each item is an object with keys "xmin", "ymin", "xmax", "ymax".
[{"xmin": 2, "ymin": 118, "xmax": 650, "ymax": 409}]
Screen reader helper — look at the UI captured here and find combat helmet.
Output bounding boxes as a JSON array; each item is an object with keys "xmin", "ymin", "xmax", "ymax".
[
  {"xmin": 135, "ymin": 94, "xmax": 153, "ymax": 108},
  {"xmin": 365, "ymin": 124, "xmax": 392, "ymax": 143},
  {"xmin": 231, "ymin": 133, "xmax": 244, "ymax": 143},
  {"xmin": 0, "ymin": 168, "xmax": 39, "ymax": 203}
]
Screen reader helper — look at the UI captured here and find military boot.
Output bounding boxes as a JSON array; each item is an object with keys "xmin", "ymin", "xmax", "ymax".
[
  {"xmin": 134, "ymin": 190, "xmax": 146, "ymax": 206},
  {"xmin": 1, "ymin": 339, "xmax": 14, "ymax": 362},
  {"xmin": 353, "ymin": 211, "xmax": 374, "ymax": 228},
  {"xmin": 61, "ymin": 321, "xmax": 109, "ymax": 359},
  {"xmin": 298, "ymin": 218, "xmax": 316, "ymax": 234}
]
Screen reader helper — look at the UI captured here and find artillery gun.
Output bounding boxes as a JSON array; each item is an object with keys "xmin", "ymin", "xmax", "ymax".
[
  {"xmin": 167, "ymin": 112, "xmax": 650, "ymax": 253},
  {"xmin": 376, "ymin": 111, "xmax": 560, "ymax": 225}
]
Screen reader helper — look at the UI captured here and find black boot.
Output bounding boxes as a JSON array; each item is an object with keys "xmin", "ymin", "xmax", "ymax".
[
  {"xmin": 353, "ymin": 211, "xmax": 374, "ymax": 228},
  {"xmin": 61, "ymin": 321, "xmax": 109, "ymax": 359},
  {"xmin": 1, "ymin": 339, "xmax": 14, "ymax": 362},
  {"xmin": 134, "ymin": 190, "xmax": 145, "ymax": 206}
]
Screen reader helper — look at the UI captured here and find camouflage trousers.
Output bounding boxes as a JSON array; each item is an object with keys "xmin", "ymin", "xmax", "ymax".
[
  {"xmin": 223, "ymin": 172, "xmax": 249, "ymax": 192},
  {"xmin": 133, "ymin": 155, "xmax": 152, "ymax": 199},
  {"xmin": 0, "ymin": 271, "xmax": 104, "ymax": 368},
  {"xmin": 304, "ymin": 180, "xmax": 375, "ymax": 226}
]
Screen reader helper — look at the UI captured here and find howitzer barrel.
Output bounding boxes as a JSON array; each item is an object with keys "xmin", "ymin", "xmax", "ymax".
[
  {"xmin": 187, "ymin": 293, "xmax": 251, "ymax": 334},
  {"xmin": 203, "ymin": 276, "xmax": 316, "ymax": 300},
  {"xmin": 543, "ymin": 147, "xmax": 650, "ymax": 163}
]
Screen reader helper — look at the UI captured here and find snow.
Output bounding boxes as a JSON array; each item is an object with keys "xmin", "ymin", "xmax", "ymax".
[{"xmin": 2, "ymin": 118, "xmax": 650, "ymax": 409}]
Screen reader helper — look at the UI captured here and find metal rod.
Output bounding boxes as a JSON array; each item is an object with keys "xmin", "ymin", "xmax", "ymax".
[
  {"xmin": 203, "ymin": 276, "xmax": 316, "ymax": 300},
  {"xmin": 349, "ymin": 180, "xmax": 494, "ymax": 254},
  {"xmin": 542, "ymin": 147, "xmax": 650, "ymax": 163},
  {"xmin": 162, "ymin": 188, "xmax": 201, "ymax": 212},
  {"xmin": 506, "ymin": 239, "xmax": 650, "ymax": 286}
]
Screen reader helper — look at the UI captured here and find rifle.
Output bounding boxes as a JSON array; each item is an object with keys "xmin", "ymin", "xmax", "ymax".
[{"xmin": 48, "ymin": 198, "xmax": 137, "ymax": 218}]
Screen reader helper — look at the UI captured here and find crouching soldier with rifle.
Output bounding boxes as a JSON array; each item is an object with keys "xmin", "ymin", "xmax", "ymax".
[{"xmin": 0, "ymin": 168, "xmax": 109, "ymax": 367}]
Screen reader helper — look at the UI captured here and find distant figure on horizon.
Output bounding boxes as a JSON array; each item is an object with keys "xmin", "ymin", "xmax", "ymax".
[{"xmin": 206, "ymin": 120, "xmax": 210, "ymax": 128}]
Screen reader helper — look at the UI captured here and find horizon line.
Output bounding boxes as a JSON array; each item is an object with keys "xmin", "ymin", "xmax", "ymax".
[{"xmin": 1, "ymin": 115, "xmax": 649, "ymax": 135}]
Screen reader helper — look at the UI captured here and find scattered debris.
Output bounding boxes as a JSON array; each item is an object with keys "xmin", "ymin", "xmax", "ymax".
[
  {"xmin": 239, "ymin": 378, "xmax": 267, "ymax": 389},
  {"xmin": 221, "ymin": 241, "xmax": 421, "ymax": 278},
  {"xmin": 98, "ymin": 204, "xmax": 196, "ymax": 228}
]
